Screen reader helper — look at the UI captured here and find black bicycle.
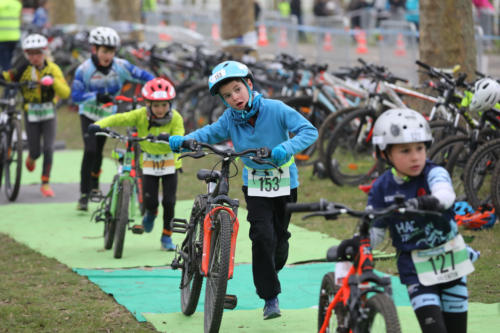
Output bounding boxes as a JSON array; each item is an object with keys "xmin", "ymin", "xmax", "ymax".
[
  {"xmin": 170, "ymin": 140, "xmax": 278, "ymax": 333},
  {"xmin": 0, "ymin": 80, "xmax": 29, "ymax": 201}
]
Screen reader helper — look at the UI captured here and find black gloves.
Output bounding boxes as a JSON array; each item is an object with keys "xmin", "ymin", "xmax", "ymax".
[
  {"xmin": 96, "ymin": 93, "xmax": 113, "ymax": 104},
  {"xmin": 88, "ymin": 123, "xmax": 102, "ymax": 135},
  {"xmin": 405, "ymin": 195, "xmax": 443, "ymax": 211},
  {"xmin": 157, "ymin": 133, "xmax": 170, "ymax": 142}
]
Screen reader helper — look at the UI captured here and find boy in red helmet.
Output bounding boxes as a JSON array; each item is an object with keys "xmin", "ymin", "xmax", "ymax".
[{"xmin": 88, "ymin": 78, "xmax": 184, "ymax": 251}]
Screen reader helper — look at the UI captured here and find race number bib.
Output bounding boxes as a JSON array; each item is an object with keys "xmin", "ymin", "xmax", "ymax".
[
  {"xmin": 142, "ymin": 152, "xmax": 175, "ymax": 176},
  {"xmin": 27, "ymin": 102, "xmax": 55, "ymax": 122},
  {"xmin": 82, "ymin": 103, "xmax": 114, "ymax": 121},
  {"xmin": 247, "ymin": 166, "xmax": 290, "ymax": 197},
  {"xmin": 411, "ymin": 234, "xmax": 474, "ymax": 286}
]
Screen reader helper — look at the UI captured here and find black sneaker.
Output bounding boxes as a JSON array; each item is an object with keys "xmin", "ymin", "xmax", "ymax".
[{"xmin": 77, "ymin": 194, "xmax": 88, "ymax": 211}]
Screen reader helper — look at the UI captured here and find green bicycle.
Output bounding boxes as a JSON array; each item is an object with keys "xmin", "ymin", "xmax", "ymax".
[{"xmin": 90, "ymin": 128, "xmax": 163, "ymax": 259}]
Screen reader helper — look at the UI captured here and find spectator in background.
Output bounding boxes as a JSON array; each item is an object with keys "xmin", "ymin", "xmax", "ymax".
[
  {"xmin": 278, "ymin": 0, "xmax": 291, "ymax": 18},
  {"xmin": 347, "ymin": 0, "xmax": 372, "ymax": 29},
  {"xmin": 254, "ymin": 0, "xmax": 261, "ymax": 22},
  {"xmin": 0, "ymin": 0, "xmax": 22, "ymax": 71},
  {"xmin": 291, "ymin": 0, "xmax": 306, "ymax": 40},
  {"xmin": 313, "ymin": 0, "xmax": 338, "ymax": 17},
  {"xmin": 32, "ymin": 0, "xmax": 49, "ymax": 30},
  {"xmin": 141, "ymin": 0, "xmax": 157, "ymax": 24},
  {"xmin": 472, "ymin": 0, "xmax": 495, "ymax": 40},
  {"xmin": 405, "ymin": 0, "xmax": 419, "ymax": 30},
  {"xmin": 388, "ymin": 0, "xmax": 406, "ymax": 21}
]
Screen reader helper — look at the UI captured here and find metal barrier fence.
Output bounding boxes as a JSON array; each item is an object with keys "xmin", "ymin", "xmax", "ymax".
[{"xmin": 72, "ymin": 4, "xmax": 499, "ymax": 82}]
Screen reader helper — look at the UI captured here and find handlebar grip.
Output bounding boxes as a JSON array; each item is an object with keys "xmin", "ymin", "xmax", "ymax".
[
  {"xmin": 286, "ymin": 201, "xmax": 323, "ymax": 213},
  {"xmin": 182, "ymin": 139, "xmax": 197, "ymax": 150},
  {"xmin": 415, "ymin": 60, "xmax": 431, "ymax": 70}
]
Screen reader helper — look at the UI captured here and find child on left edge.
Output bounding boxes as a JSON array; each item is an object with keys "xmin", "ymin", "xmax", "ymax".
[{"xmin": 88, "ymin": 78, "xmax": 184, "ymax": 251}]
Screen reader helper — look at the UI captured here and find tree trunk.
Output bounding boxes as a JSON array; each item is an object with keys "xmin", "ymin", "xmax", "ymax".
[
  {"xmin": 108, "ymin": 0, "xmax": 143, "ymax": 41},
  {"xmin": 47, "ymin": 0, "xmax": 75, "ymax": 25},
  {"xmin": 419, "ymin": 0, "xmax": 476, "ymax": 79},
  {"xmin": 220, "ymin": 0, "xmax": 255, "ymax": 59}
]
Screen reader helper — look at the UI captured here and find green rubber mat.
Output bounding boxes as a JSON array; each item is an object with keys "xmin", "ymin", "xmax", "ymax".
[
  {"xmin": 20, "ymin": 150, "xmax": 117, "ymax": 185},
  {"xmin": 74, "ymin": 263, "xmax": 411, "ymax": 322},
  {"xmin": 0, "ymin": 201, "xmax": 339, "ymax": 269}
]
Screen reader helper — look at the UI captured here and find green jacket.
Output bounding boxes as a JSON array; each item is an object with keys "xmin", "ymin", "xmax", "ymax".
[
  {"xmin": 0, "ymin": 0, "xmax": 21, "ymax": 42},
  {"xmin": 96, "ymin": 107, "xmax": 185, "ymax": 169}
]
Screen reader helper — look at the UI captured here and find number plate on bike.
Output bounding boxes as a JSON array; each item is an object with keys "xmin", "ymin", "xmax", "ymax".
[
  {"xmin": 411, "ymin": 234, "xmax": 474, "ymax": 286},
  {"xmin": 143, "ymin": 152, "xmax": 175, "ymax": 176},
  {"xmin": 247, "ymin": 167, "xmax": 290, "ymax": 197}
]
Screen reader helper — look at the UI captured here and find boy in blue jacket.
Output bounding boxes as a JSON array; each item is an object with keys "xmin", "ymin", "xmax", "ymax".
[
  {"xmin": 71, "ymin": 26, "xmax": 154, "ymax": 210},
  {"xmin": 367, "ymin": 108, "xmax": 478, "ymax": 333},
  {"xmin": 168, "ymin": 60, "xmax": 318, "ymax": 319}
]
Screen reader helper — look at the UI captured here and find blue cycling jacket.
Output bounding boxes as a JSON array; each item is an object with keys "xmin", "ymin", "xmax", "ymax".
[
  {"xmin": 185, "ymin": 92, "xmax": 318, "ymax": 188},
  {"xmin": 368, "ymin": 161, "xmax": 458, "ymax": 284},
  {"xmin": 71, "ymin": 57, "xmax": 154, "ymax": 120}
]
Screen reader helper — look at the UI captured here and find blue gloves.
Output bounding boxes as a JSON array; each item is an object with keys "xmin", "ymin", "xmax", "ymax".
[
  {"xmin": 88, "ymin": 123, "xmax": 102, "ymax": 135},
  {"xmin": 271, "ymin": 145, "xmax": 288, "ymax": 166},
  {"xmin": 169, "ymin": 135, "xmax": 185, "ymax": 153}
]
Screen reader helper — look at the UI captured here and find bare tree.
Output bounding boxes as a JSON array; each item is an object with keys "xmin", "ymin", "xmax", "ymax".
[
  {"xmin": 419, "ymin": 0, "xmax": 477, "ymax": 78},
  {"xmin": 220, "ymin": 0, "xmax": 255, "ymax": 59},
  {"xmin": 108, "ymin": 0, "xmax": 143, "ymax": 41},
  {"xmin": 47, "ymin": 0, "xmax": 75, "ymax": 25}
]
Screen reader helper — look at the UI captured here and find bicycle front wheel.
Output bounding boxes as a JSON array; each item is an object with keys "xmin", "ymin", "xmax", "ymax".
[
  {"xmin": 4, "ymin": 118, "xmax": 23, "ymax": 201},
  {"xmin": 113, "ymin": 179, "xmax": 132, "ymax": 259},
  {"xmin": 204, "ymin": 209, "xmax": 232, "ymax": 333},
  {"xmin": 318, "ymin": 272, "xmax": 348, "ymax": 333},
  {"xmin": 104, "ymin": 176, "xmax": 119, "ymax": 250},
  {"xmin": 180, "ymin": 195, "xmax": 206, "ymax": 315},
  {"xmin": 491, "ymin": 162, "xmax": 500, "ymax": 218},
  {"xmin": 358, "ymin": 293, "xmax": 401, "ymax": 333}
]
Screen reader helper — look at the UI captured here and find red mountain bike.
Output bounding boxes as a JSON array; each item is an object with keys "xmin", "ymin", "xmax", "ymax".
[{"xmin": 287, "ymin": 198, "xmax": 410, "ymax": 333}]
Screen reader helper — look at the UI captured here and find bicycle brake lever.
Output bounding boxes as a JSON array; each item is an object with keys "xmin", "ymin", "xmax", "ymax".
[
  {"xmin": 303, "ymin": 211, "xmax": 339, "ymax": 220},
  {"xmin": 179, "ymin": 151, "xmax": 206, "ymax": 159}
]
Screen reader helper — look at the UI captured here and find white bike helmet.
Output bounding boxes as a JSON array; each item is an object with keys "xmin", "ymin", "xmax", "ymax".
[
  {"xmin": 88, "ymin": 26, "xmax": 120, "ymax": 48},
  {"xmin": 470, "ymin": 78, "xmax": 500, "ymax": 112},
  {"xmin": 22, "ymin": 34, "xmax": 48, "ymax": 50},
  {"xmin": 372, "ymin": 108, "xmax": 433, "ymax": 151}
]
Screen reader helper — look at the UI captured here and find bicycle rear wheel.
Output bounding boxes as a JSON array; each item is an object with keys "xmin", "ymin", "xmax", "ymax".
[
  {"xmin": 180, "ymin": 195, "xmax": 206, "ymax": 315},
  {"xmin": 318, "ymin": 272, "xmax": 348, "ymax": 333},
  {"xmin": 204, "ymin": 209, "xmax": 232, "ymax": 333},
  {"xmin": 491, "ymin": 162, "xmax": 500, "ymax": 218},
  {"xmin": 359, "ymin": 293, "xmax": 401, "ymax": 333},
  {"xmin": 113, "ymin": 179, "xmax": 132, "ymax": 259},
  {"xmin": 325, "ymin": 107, "xmax": 383, "ymax": 185},
  {"xmin": 463, "ymin": 138, "xmax": 500, "ymax": 208},
  {"xmin": 4, "ymin": 118, "xmax": 23, "ymax": 201}
]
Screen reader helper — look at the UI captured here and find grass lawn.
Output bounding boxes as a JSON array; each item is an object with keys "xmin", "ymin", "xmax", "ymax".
[{"xmin": 0, "ymin": 107, "xmax": 498, "ymax": 331}]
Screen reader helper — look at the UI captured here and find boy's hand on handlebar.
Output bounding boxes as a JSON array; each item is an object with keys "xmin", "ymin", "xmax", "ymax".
[
  {"xmin": 88, "ymin": 123, "xmax": 102, "ymax": 135},
  {"xmin": 96, "ymin": 93, "xmax": 113, "ymax": 104},
  {"xmin": 404, "ymin": 195, "xmax": 444, "ymax": 211},
  {"xmin": 169, "ymin": 135, "xmax": 185, "ymax": 153},
  {"xmin": 271, "ymin": 145, "xmax": 288, "ymax": 166}
]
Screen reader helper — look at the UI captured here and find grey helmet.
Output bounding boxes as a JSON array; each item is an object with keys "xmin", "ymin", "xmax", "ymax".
[{"xmin": 372, "ymin": 108, "xmax": 432, "ymax": 151}]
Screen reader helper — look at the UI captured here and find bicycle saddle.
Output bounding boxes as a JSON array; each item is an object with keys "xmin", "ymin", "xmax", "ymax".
[{"xmin": 197, "ymin": 169, "xmax": 221, "ymax": 183}]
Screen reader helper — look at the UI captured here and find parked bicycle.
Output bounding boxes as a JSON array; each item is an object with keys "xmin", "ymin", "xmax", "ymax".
[
  {"xmin": 170, "ymin": 139, "xmax": 277, "ymax": 333},
  {"xmin": 0, "ymin": 80, "xmax": 34, "ymax": 201},
  {"xmin": 284, "ymin": 198, "xmax": 439, "ymax": 333},
  {"xmin": 90, "ymin": 128, "xmax": 163, "ymax": 259}
]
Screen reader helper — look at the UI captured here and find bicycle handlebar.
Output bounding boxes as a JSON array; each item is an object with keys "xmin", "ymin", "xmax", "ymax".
[
  {"xmin": 95, "ymin": 128, "xmax": 169, "ymax": 144},
  {"xmin": 180, "ymin": 139, "xmax": 278, "ymax": 168}
]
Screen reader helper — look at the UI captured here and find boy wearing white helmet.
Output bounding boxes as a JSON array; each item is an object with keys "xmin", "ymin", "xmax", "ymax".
[
  {"xmin": 71, "ymin": 26, "xmax": 154, "ymax": 211},
  {"xmin": 2, "ymin": 33, "xmax": 71, "ymax": 197},
  {"xmin": 366, "ymin": 108, "xmax": 478, "ymax": 333}
]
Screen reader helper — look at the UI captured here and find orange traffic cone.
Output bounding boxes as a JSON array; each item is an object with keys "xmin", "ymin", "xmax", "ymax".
[
  {"xmin": 211, "ymin": 23, "xmax": 220, "ymax": 42},
  {"xmin": 278, "ymin": 27, "xmax": 288, "ymax": 48},
  {"xmin": 189, "ymin": 21, "xmax": 197, "ymax": 31},
  {"xmin": 355, "ymin": 29, "xmax": 368, "ymax": 54},
  {"xmin": 323, "ymin": 32, "xmax": 333, "ymax": 51},
  {"xmin": 158, "ymin": 21, "xmax": 172, "ymax": 41},
  {"xmin": 394, "ymin": 33, "xmax": 407, "ymax": 56},
  {"xmin": 257, "ymin": 24, "xmax": 269, "ymax": 46}
]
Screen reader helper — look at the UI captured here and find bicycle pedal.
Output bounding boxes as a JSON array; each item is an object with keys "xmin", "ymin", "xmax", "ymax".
[
  {"xmin": 130, "ymin": 225, "xmax": 144, "ymax": 234},
  {"xmin": 223, "ymin": 294, "xmax": 237, "ymax": 310},
  {"xmin": 171, "ymin": 218, "xmax": 188, "ymax": 233},
  {"xmin": 89, "ymin": 189, "xmax": 104, "ymax": 202},
  {"xmin": 171, "ymin": 258, "xmax": 183, "ymax": 270}
]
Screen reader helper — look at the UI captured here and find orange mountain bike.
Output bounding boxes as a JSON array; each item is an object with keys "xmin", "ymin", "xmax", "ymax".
[
  {"xmin": 287, "ymin": 198, "xmax": 408, "ymax": 333},
  {"xmin": 170, "ymin": 140, "xmax": 277, "ymax": 333}
]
